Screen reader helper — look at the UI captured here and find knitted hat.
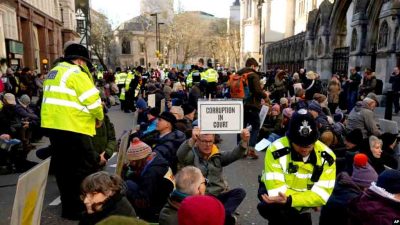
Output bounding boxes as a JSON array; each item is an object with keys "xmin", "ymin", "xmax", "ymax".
[
  {"xmin": 286, "ymin": 109, "xmax": 319, "ymax": 147},
  {"xmin": 136, "ymin": 98, "xmax": 147, "ymax": 110},
  {"xmin": 376, "ymin": 169, "xmax": 400, "ymax": 194},
  {"xmin": 182, "ymin": 104, "xmax": 195, "ymax": 115},
  {"xmin": 351, "ymin": 163, "xmax": 378, "ymax": 188},
  {"xmin": 345, "ymin": 129, "xmax": 363, "ymax": 145},
  {"xmin": 308, "ymin": 101, "xmax": 322, "ymax": 114},
  {"xmin": 3, "ymin": 93, "xmax": 16, "ymax": 105},
  {"xmin": 354, "ymin": 153, "xmax": 369, "ymax": 167},
  {"xmin": 126, "ymin": 138, "xmax": 152, "ymax": 161},
  {"xmin": 271, "ymin": 104, "xmax": 281, "ymax": 112},
  {"xmin": 280, "ymin": 97, "xmax": 288, "ymax": 106},
  {"xmin": 365, "ymin": 92, "xmax": 379, "ymax": 106},
  {"xmin": 178, "ymin": 196, "xmax": 225, "ymax": 225},
  {"xmin": 283, "ymin": 108, "xmax": 294, "ymax": 118},
  {"xmin": 18, "ymin": 94, "xmax": 30, "ymax": 107},
  {"xmin": 159, "ymin": 111, "xmax": 177, "ymax": 126}
]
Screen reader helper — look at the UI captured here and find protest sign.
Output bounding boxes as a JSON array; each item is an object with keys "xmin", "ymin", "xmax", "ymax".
[
  {"xmin": 10, "ymin": 158, "xmax": 51, "ymax": 225},
  {"xmin": 148, "ymin": 94, "xmax": 156, "ymax": 108},
  {"xmin": 198, "ymin": 100, "xmax": 243, "ymax": 134},
  {"xmin": 160, "ymin": 98, "xmax": 166, "ymax": 113},
  {"xmin": 259, "ymin": 105, "xmax": 269, "ymax": 129},
  {"xmin": 115, "ymin": 130, "xmax": 130, "ymax": 176}
]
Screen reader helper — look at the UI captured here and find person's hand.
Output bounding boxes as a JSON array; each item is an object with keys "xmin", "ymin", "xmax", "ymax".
[
  {"xmin": 261, "ymin": 192, "xmax": 287, "ymax": 204},
  {"xmin": 99, "ymin": 151, "xmax": 107, "ymax": 166},
  {"xmin": 189, "ymin": 126, "xmax": 200, "ymax": 146},
  {"xmin": 0, "ymin": 134, "xmax": 11, "ymax": 140},
  {"xmin": 96, "ymin": 119, "xmax": 103, "ymax": 128},
  {"xmin": 241, "ymin": 128, "xmax": 250, "ymax": 143}
]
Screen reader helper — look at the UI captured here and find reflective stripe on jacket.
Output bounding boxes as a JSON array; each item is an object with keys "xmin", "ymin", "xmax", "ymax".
[
  {"xmin": 41, "ymin": 61, "xmax": 104, "ymax": 136},
  {"xmin": 262, "ymin": 136, "xmax": 336, "ymax": 210}
]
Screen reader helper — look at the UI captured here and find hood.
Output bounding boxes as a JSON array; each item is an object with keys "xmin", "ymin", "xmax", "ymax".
[
  {"xmin": 237, "ymin": 67, "xmax": 256, "ymax": 75},
  {"xmin": 336, "ymin": 172, "xmax": 363, "ymax": 192},
  {"xmin": 354, "ymin": 101, "xmax": 370, "ymax": 112},
  {"xmin": 149, "ymin": 154, "xmax": 170, "ymax": 168}
]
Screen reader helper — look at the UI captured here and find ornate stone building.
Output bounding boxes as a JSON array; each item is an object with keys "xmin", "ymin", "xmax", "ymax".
[{"xmin": 266, "ymin": 0, "xmax": 400, "ymax": 89}]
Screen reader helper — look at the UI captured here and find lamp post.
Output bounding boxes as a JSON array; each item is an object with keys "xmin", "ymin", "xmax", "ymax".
[
  {"xmin": 157, "ymin": 22, "xmax": 165, "ymax": 54},
  {"xmin": 150, "ymin": 13, "xmax": 159, "ymax": 51}
]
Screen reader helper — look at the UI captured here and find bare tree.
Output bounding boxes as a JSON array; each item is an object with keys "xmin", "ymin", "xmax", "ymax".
[{"xmin": 90, "ymin": 10, "xmax": 112, "ymax": 70}]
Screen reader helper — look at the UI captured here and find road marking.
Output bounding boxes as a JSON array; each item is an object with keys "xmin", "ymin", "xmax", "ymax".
[{"xmin": 49, "ymin": 196, "xmax": 61, "ymax": 206}]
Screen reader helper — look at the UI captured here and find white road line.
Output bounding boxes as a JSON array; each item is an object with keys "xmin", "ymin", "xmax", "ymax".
[{"xmin": 49, "ymin": 196, "xmax": 61, "ymax": 206}]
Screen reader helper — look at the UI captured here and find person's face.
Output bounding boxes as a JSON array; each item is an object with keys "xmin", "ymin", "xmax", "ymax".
[
  {"xmin": 197, "ymin": 134, "xmax": 215, "ymax": 157},
  {"xmin": 186, "ymin": 111, "xmax": 196, "ymax": 121},
  {"xmin": 394, "ymin": 67, "xmax": 399, "ymax": 75},
  {"xmin": 344, "ymin": 139, "xmax": 356, "ymax": 149},
  {"xmin": 156, "ymin": 118, "xmax": 171, "ymax": 132},
  {"xmin": 292, "ymin": 143, "xmax": 314, "ymax": 157},
  {"xmin": 369, "ymin": 101, "xmax": 377, "ymax": 111},
  {"xmin": 82, "ymin": 191, "xmax": 110, "ymax": 214},
  {"xmin": 370, "ymin": 142, "xmax": 382, "ymax": 158},
  {"xmin": 350, "ymin": 68, "xmax": 356, "ymax": 74},
  {"xmin": 197, "ymin": 177, "xmax": 208, "ymax": 195},
  {"xmin": 300, "ymin": 69, "xmax": 305, "ymax": 74}
]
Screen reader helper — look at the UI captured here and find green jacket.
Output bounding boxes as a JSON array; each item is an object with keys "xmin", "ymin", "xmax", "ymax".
[
  {"xmin": 262, "ymin": 137, "xmax": 336, "ymax": 211},
  {"xmin": 92, "ymin": 114, "xmax": 116, "ymax": 159},
  {"xmin": 177, "ymin": 140, "xmax": 247, "ymax": 196}
]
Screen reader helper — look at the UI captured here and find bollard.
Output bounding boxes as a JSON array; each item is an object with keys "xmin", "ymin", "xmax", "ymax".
[{"xmin": 385, "ymin": 91, "xmax": 394, "ymax": 120}]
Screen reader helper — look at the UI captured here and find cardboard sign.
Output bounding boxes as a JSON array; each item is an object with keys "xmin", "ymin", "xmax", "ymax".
[
  {"xmin": 10, "ymin": 158, "xmax": 51, "ymax": 225},
  {"xmin": 198, "ymin": 100, "xmax": 243, "ymax": 134},
  {"xmin": 115, "ymin": 130, "xmax": 130, "ymax": 176},
  {"xmin": 259, "ymin": 105, "xmax": 269, "ymax": 129},
  {"xmin": 148, "ymin": 94, "xmax": 156, "ymax": 108},
  {"xmin": 160, "ymin": 98, "xmax": 166, "ymax": 113}
]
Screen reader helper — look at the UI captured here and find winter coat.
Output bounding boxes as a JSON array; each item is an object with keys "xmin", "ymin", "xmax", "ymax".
[
  {"xmin": 360, "ymin": 75, "xmax": 377, "ymax": 96},
  {"xmin": 79, "ymin": 193, "xmax": 136, "ymax": 225},
  {"xmin": 177, "ymin": 140, "xmax": 247, "ymax": 196},
  {"xmin": 328, "ymin": 80, "xmax": 341, "ymax": 104},
  {"xmin": 238, "ymin": 68, "xmax": 267, "ymax": 111},
  {"xmin": 346, "ymin": 101, "xmax": 381, "ymax": 139},
  {"xmin": 360, "ymin": 147, "xmax": 386, "ymax": 175},
  {"xmin": 303, "ymin": 78, "xmax": 322, "ymax": 100},
  {"xmin": 92, "ymin": 114, "xmax": 116, "ymax": 159},
  {"xmin": 153, "ymin": 130, "xmax": 186, "ymax": 173},
  {"xmin": 0, "ymin": 104, "xmax": 21, "ymax": 135},
  {"xmin": 389, "ymin": 73, "xmax": 400, "ymax": 92},
  {"xmin": 159, "ymin": 190, "xmax": 187, "ymax": 225},
  {"xmin": 319, "ymin": 172, "xmax": 363, "ymax": 225},
  {"xmin": 348, "ymin": 186, "xmax": 400, "ymax": 225},
  {"xmin": 175, "ymin": 118, "xmax": 193, "ymax": 139},
  {"xmin": 15, "ymin": 104, "xmax": 40, "ymax": 126},
  {"xmin": 348, "ymin": 72, "xmax": 362, "ymax": 92},
  {"xmin": 124, "ymin": 155, "xmax": 174, "ymax": 222}
]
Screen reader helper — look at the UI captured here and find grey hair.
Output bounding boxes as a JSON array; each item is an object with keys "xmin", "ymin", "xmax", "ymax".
[
  {"xmin": 175, "ymin": 166, "xmax": 204, "ymax": 195},
  {"xmin": 369, "ymin": 135, "xmax": 383, "ymax": 149}
]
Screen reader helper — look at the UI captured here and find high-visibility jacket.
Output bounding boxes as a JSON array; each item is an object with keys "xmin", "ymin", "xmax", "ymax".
[
  {"xmin": 262, "ymin": 137, "xmax": 336, "ymax": 211},
  {"xmin": 115, "ymin": 72, "xmax": 127, "ymax": 85},
  {"xmin": 41, "ymin": 61, "xmax": 104, "ymax": 136},
  {"xmin": 97, "ymin": 72, "xmax": 103, "ymax": 79},
  {"xmin": 186, "ymin": 70, "xmax": 202, "ymax": 87},
  {"xmin": 120, "ymin": 72, "xmax": 134, "ymax": 100},
  {"xmin": 203, "ymin": 68, "xmax": 219, "ymax": 83}
]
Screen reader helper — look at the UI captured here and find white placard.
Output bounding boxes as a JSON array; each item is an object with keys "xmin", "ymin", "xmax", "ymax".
[
  {"xmin": 255, "ymin": 138, "xmax": 271, "ymax": 152},
  {"xmin": 10, "ymin": 158, "xmax": 51, "ymax": 225},
  {"xmin": 259, "ymin": 105, "xmax": 269, "ymax": 129},
  {"xmin": 148, "ymin": 94, "xmax": 156, "ymax": 108},
  {"xmin": 198, "ymin": 100, "xmax": 243, "ymax": 134},
  {"xmin": 160, "ymin": 98, "xmax": 166, "ymax": 113}
]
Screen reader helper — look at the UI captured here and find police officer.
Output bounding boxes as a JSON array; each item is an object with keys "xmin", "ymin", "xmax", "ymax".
[
  {"xmin": 41, "ymin": 43, "xmax": 104, "ymax": 220},
  {"xmin": 202, "ymin": 60, "xmax": 218, "ymax": 98},
  {"xmin": 186, "ymin": 65, "xmax": 202, "ymax": 88},
  {"xmin": 257, "ymin": 109, "xmax": 336, "ymax": 225}
]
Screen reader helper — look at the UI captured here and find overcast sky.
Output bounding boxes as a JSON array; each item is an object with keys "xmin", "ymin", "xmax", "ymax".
[{"xmin": 91, "ymin": 0, "xmax": 235, "ymax": 28}]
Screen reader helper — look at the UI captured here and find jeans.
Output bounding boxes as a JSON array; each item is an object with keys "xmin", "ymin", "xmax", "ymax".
[
  {"xmin": 216, "ymin": 188, "xmax": 246, "ymax": 225},
  {"xmin": 244, "ymin": 108, "xmax": 261, "ymax": 147},
  {"xmin": 347, "ymin": 91, "xmax": 358, "ymax": 112}
]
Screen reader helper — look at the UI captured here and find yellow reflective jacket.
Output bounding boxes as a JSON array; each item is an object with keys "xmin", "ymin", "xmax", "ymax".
[
  {"xmin": 203, "ymin": 68, "xmax": 218, "ymax": 83},
  {"xmin": 262, "ymin": 137, "xmax": 336, "ymax": 211},
  {"xmin": 41, "ymin": 61, "xmax": 104, "ymax": 136}
]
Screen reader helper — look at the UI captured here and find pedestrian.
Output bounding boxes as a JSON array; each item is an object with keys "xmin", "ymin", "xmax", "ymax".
[
  {"xmin": 257, "ymin": 109, "xmax": 336, "ymax": 225},
  {"xmin": 41, "ymin": 43, "xmax": 104, "ymax": 220},
  {"xmin": 389, "ymin": 66, "xmax": 400, "ymax": 114},
  {"xmin": 178, "ymin": 195, "xmax": 225, "ymax": 225},
  {"xmin": 347, "ymin": 67, "xmax": 362, "ymax": 112}
]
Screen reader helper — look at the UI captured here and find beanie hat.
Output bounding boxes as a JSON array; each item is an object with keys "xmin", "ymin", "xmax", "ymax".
[
  {"xmin": 136, "ymin": 98, "xmax": 147, "ymax": 110},
  {"xmin": 376, "ymin": 169, "xmax": 400, "ymax": 194},
  {"xmin": 3, "ymin": 93, "xmax": 16, "ymax": 105},
  {"xmin": 283, "ymin": 108, "xmax": 294, "ymax": 118},
  {"xmin": 271, "ymin": 104, "xmax": 281, "ymax": 113},
  {"xmin": 345, "ymin": 129, "xmax": 363, "ymax": 145},
  {"xmin": 178, "ymin": 196, "xmax": 225, "ymax": 225},
  {"xmin": 354, "ymin": 153, "xmax": 368, "ymax": 167},
  {"xmin": 182, "ymin": 104, "xmax": 195, "ymax": 115},
  {"xmin": 18, "ymin": 94, "xmax": 31, "ymax": 107},
  {"xmin": 351, "ymin": 162, "xmax": 378, "ymax": 188},
  {"xmin": 149, "ymin": 107, "xmax": 160, "ymax": 117},
  {"xmin": 286, "ymin": 109, "xmax": 319, "ymax": 147},
  {"xmin": 280, "ymin": 97, "xmax": 288, "ymax": 106},
  {"xmin": 308, "ymin": 101, "xmax": 322, "ymax": 114},
  {"xmin": 159, "ymin": 111, "xmax": 177, "ymax": 126},
  {"xmin": 365, "ymin": 92, "xmax": 379, "ymax": 106},
  {"xmin": 96, "ymin": 215, "xmax": 149, "ymax": 225},
  {"xmin": 126, "ymin": 138, "xmax": 152, "ymax": 161},
  {"xmin": 333, "ymin": 113, "xmax": 344, "ymax": 123}
]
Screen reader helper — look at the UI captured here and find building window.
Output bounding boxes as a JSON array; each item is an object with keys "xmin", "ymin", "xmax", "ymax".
[
  {"xmin": 121, "ymin": 38, "xmax": 131, "ymax": 54},
  {"xmin": 140, "ymin": 43, "xmax": 145, "ymax": 53},
  {"xmin": 140, "ymin": 58, "xmax": 145, "ymax": 66},
  {"xmin": 378, "ymin": 21, "xmax": 389, "ymax": 49},
  {"xmin": 351, "ymin": 29, "xmax": 358, "ymax": 51},
  {"xmin": 77, "ymin": 19, "xmax": 85, "ymax": 34}
]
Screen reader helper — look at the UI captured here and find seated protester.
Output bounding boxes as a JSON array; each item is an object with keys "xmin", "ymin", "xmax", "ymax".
[
  {"xmin": 159, "ymin": 166, "xmax": 206, "ymax": 225},
  {"xmin": 308, "ymin": 101, "xmax": 329, "ymax": 129},
  {"xmin": 177, "ymin": 127, "xmax": 249, "ymax": 225},
  {"xmin": 348, "ymin": 169, "xmax": 400, "ymax": 225},
  {"xmin": 0, "ymin": 93, "xmax": 23, "ymax": 138},
  {"xmin": 331, "ymin": 112, "xmax": 346, "ymax": 146},
  {"xmin": 360, "ymin": 135, "xmax": 385, "ymax": 174},
  {"xmin": 380, "ymin": 133, "xmax": 399, "ymax": 170},
  {"xmin": 274, "ymin": 107, "xmax": 294, "ymax": 137},
  {"xmin": 151, "ymin": 112, "xmax": 185, "ymax": 173},
  {"xmin": 171, "ymin": 106, "xmax": 191, "ymax": 139},
  {"xmin": 140, "ymin": 107, "xmax": 160, "ymax": 137},
  {"xmin": 136, "ymin": 98, "xmax": 148, "ymax": 125},
  {"xmin": 123, "ymin": 138, "xmax": 173, "ymax": 222},
  {"xmin": 259, "ymin": 104, "xmax": 282, "ymax": 142},
  {"xmin": 79, "ymin": 171, "xmax": 136, "ymax": 225},
  {"xmin": 319, "ymin": 153, "xmax": 378, "ymax": 225},
  {"xmin": 179, "ymin": 104, "xmax": 196, "ymax": 139},
  {"xmin": 335, "ymin": 129, "xmax": 364, "ymax": 175},
  {"xmin": 15, "ymin": 94, "xmax": 39, "ymax": 125},
  {"xmin": 279, "ymin": 97, "xmax": 289, "ymax": 111},
  {"xmin": 291, "ymin": 88, "xmax": 307, "ymax": 110},
  {"xmin": 170, "ymin": 82, "xmax": 187, "ymax": 103},
  {"xmin": 96, "ymin": 216, "xmax": 149, "ymax": 225},
  {"xmin": 313, "ymin": 93, "xmax": 331, "ymax": 116},
  {"xmin": 92, "ymin": 106, "xmax": 116, "ymax": 168},
  {"xmin": 178, "ymin": 195, "xmax": 225, "ymax": 225}
]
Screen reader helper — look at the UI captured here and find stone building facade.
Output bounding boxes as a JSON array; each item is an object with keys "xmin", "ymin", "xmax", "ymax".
[{"xmin": 266, "ymin": 0, "xmax": 400, "ymax": 89}]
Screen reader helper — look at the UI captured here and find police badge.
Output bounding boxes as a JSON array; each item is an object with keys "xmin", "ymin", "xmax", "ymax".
[{"xmin": 299, "ymin": 120, "xmax": 312, "ymax": 136}]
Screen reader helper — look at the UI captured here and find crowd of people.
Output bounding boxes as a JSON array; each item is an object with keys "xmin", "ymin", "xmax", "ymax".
[{"xmin": 1, "ymin": 42, "xmax": 400, "ymax": 225}]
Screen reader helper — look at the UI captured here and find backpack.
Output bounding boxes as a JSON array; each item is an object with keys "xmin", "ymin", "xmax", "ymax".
[
  {"xmin": 375, "ymin": 79, "xmax": 383, "ymax": 95},
  {"xmin": 229, "ymin": 73, "xmax": 248, "ymax": 99}
]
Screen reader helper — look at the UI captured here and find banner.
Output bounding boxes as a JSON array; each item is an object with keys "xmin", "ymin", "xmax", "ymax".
[
  {"xmin": 10, "ymin": 158, "xmax": 51, "ymax": 225},
  {"xmin": 198, "ymin": 100, "xmax": 243, "ymax": 134},
  {"xmin": 148, "ymin": 94, "xmax": 156, "ymax": 108}
]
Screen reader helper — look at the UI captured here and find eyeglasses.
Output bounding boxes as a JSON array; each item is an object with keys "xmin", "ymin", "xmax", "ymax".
[{"xmin": 199, "ymin": 139, "xmax": 213, "ymax": 146}]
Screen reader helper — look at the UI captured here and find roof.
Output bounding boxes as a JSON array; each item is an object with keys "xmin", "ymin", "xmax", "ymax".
[{"xmin": 115, "ymin": 15, "xmax": 156, "ymax": 32}]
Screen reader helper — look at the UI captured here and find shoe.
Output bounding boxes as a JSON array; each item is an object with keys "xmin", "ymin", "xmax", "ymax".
[{"xmin": 247, "ymin": 148, "xmax": 259, "ymax": 160}]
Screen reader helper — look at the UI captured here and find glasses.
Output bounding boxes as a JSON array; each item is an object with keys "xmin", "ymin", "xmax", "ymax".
[{"xmin": 199, "ymin": 140, "xmax": 213, "ymax": 146}]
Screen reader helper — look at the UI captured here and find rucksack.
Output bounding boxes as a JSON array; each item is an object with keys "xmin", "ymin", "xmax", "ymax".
[
  {"xmin": 229, "ymin": 73, "xmax": 248, "ymax": 99},
  {"xmin": 375, "ymin": 79, "xmax": 383, "ymax": 95}
]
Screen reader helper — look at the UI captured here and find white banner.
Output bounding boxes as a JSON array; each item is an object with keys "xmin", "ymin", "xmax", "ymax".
[
  {"xmin": 10, "ymin": 158, "xmax": 51, "ymax": 225},
  {"xmin": 198, "ymin": 100, "xmax": 243, "ymax": 134},
  {"xmin": 148, "ymin": 94, "xmax": 156, "ymax": 108}
]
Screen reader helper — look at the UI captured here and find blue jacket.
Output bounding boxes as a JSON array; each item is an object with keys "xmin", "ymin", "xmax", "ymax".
[{"xmin": 153, "ymin": 130, "xmax": 186, "ymax": 173}]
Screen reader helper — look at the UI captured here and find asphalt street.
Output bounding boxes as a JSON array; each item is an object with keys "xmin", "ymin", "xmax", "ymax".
[{"xmin": 1, "ymin": 105, "xmax": 398, "ymax": 225}]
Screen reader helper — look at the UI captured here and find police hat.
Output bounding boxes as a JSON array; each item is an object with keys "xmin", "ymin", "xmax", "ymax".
[
  {"xmin": 64, "ymin": 43, "xmax": 91, "ymax": 65},
  {"xmin": 286, "ymin": 109, "xmax": 319, "ymax": 147}
]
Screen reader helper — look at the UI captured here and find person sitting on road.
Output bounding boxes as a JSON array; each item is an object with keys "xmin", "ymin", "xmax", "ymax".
[
  {"xmin": 360, "ymin": 135, "xmax": 385, "ymax": 174},
  {"xmin": 79, "ymin": 171, "xmax": 136, "ymax": 225},
  {"xmin": 123, "ymin": 138, "xmax": 173, "ymax": 222},
  {"xmin": 177, "ymin": 127, "xmax": 249, "ymax": 225},
  {"xmin": 159, "ymin": 166, "xmax": 207, "ymax": 225}
]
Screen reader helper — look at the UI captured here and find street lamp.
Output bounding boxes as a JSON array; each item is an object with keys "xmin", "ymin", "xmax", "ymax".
[
  {"xmin": 157, "ymin": 22, "xmax": 165, "ymax": 54},
  {"xmin": 150, "ymin": 13, "xmax": 159, "ymax": 51}
]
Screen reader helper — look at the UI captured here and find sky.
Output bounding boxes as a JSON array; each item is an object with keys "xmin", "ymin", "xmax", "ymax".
[{"xmin": 91, "ymin": 0, "xmax": 235, "ymax": 28}]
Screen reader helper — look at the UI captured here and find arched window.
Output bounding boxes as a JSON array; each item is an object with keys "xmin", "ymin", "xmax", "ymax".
[
  {"xmin": 121, "ymin": 38, "xmax": 131, "ymax": 54},
  {"xmin": 351, "ymin": 28, "xmax": 358, "ymax": 51},
  {"xmin": 378, "ymin": 21, "xmax": 389, "ymax": 49}
]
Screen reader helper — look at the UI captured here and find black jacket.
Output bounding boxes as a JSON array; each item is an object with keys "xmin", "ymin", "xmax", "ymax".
[
  {"xmin": 389, "ymin": 73, "xmax": 400, "ymax": 92},
  {"xmin": 238, "ymin": 67, "xmax": 267, "ymax": 111},
  {"xmin": 153, "ymin": 130, "xmax": 186, "ymax": 173}
]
